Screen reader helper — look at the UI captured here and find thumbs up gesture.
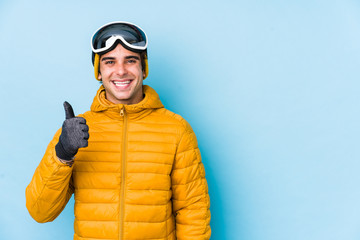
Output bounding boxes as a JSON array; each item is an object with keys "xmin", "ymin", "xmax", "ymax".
[{"xmin": 55, "ymin": 101, "xmax": 89, "ymax": 160}]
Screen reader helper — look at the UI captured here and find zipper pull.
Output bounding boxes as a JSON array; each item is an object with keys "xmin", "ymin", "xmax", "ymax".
[{"xmin": 120, "ymin": 108, "xmax": 124, "ymax": 116}]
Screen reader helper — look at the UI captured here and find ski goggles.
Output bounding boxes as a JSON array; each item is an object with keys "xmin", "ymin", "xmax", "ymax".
[{"xmin": 91, "ymin": 21, "xmax": 148, "ymax": 54}]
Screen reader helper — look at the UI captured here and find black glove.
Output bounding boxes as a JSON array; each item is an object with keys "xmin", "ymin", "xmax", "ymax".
[{"xmin": 55, "ymin": 101, "xmax": 89, "ymax": 160}]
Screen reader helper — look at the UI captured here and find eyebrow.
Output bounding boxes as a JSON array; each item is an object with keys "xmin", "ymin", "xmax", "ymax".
[
  {"xmin": 101, "ymin": 55, "xmax": 140, "ymax": 62},
  {"xmin": 125, "ymin": 55, "xmax": 140, "ymax": 60},
  {"xmin": 101, "ymin": 57, "xmax": 115, "ymax": 62}
]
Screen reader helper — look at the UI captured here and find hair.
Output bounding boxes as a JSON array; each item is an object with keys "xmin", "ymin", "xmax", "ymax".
[{"xmin": 140, "ymin": 51, "xmax": 147, "ymax": 73}]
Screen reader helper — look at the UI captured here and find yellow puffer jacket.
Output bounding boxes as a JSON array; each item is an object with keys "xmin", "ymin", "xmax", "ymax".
[{"xmin": 26, "ymin": 85, "xmax": 211, "ymax": 240}]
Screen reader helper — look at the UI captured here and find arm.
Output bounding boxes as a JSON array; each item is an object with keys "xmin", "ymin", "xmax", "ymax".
[
  {"xmin": 25, "ymin": 129, "xmax": 74, "ymax": 223},
  {"xmin": 26, "ymin": 102, "xmax": 88, "ymax": 223},
  {"xmin": 171, "ymin": 120, "xmax": 211, "ymax": 240}
]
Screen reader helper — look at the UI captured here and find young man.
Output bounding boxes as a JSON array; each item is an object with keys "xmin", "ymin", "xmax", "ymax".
[{"xmin": 26, "ymin": 21, "xmax": 211, "ymax": 240}]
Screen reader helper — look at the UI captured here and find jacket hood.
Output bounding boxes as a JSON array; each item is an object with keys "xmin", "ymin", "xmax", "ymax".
[{"xmin": 90, "ymin": 85, "xmax": 164, "ymax": 119}]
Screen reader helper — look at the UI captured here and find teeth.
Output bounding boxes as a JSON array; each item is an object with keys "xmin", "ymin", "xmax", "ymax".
[{"xmin": 114, "ymin": 81, "xmax": 130, "ymax": 86}]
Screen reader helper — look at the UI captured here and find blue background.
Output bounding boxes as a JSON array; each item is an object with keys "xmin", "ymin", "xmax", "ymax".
[{"xmin": 1, "ymin": 0, "xmax": 360, "ymax": 239}]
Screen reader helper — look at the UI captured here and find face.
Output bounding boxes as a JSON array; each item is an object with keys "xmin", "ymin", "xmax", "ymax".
[{"xmin": 98, "ymin": 44, "xmax": 145, "ymax": 105}]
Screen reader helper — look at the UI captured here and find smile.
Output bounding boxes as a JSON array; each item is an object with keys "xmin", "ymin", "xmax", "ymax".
[
  {"xmin": 111, "ymin": 80, "xmax": 133, "ymax": 89},
  {"xmin": 113, "ymin": 80, "xmax": 131, "ymax": 86}
]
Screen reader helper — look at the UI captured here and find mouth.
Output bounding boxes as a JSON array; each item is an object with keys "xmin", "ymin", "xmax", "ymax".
[{"xmin": 112, "ymin": 80, "xmax": 132, "ymax": 89}]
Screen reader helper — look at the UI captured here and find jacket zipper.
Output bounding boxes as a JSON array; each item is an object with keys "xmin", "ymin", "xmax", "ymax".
[{"xmin": 119, "ymin": 108, "xmax": 127, "ymax": 240}]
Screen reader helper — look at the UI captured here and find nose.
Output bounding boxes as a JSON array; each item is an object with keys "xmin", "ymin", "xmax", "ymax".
[{"xmin": 115, "ymin": 62, "xmax": 127, "ymax": 76}]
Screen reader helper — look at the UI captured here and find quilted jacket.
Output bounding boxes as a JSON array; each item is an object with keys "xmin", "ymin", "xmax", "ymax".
[{"xmin": 26, "ymin": 85, "xmax": 211, "ymax": 240}]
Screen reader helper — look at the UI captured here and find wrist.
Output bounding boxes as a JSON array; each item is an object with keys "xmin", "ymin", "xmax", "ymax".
[
  {"xmin": 55, "ymin": 141, "xmax": 76, "ymax": 160},
  {"xmin": 56, "ymin": 157, "xmax": 74, "ymax": 167}
]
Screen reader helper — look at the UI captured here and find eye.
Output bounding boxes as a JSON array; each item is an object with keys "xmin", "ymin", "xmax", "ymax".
[
  {"xmin": 105, "ymin": 60, "xmax": 115, "ymax": 65},
  {"xmin": 127, "ymin": 59, "xmax": 137, "ymax": 64}
]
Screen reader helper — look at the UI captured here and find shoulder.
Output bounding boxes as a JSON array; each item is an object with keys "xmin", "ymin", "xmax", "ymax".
[
  {"xmin": 153, "ymin": 108, "xmax": 194, "ymax": 134},
  {"xmin": 156, "ymin": 109, "xmax": 199, "ymax": 152},
  {"xmin": 78, "ymin": 110, "xmax": 93, "ymax": 120},
  {"xmin": 77, "ymin": 110, "xmax": 105, "ymax": 126},
  {"xmin": 78, "ymin": 110, "xmax": 108, "ymax": 122}
]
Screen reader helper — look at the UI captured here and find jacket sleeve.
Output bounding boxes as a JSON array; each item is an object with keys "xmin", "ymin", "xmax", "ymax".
[
  {"xmin": 25, "ymin": 129, "xmax": 74, "ymax": 223},
  {"xmin": 171, "ymin": 120, "xmax": 211, "ymax": 240}
]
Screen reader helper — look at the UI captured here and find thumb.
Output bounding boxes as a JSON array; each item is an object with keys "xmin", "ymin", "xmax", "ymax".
[{"xmin": 63, "ymin": 101, "xmax": 75, "ymax": 119}]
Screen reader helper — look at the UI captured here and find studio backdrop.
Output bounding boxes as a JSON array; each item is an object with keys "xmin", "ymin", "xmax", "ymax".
[{"xmin": 0, "ymin": 0, "xmax": 360, "ymax": 239}]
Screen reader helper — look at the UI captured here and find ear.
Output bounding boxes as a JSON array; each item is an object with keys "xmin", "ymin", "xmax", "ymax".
[{"xmin": 97, "ymin": 72, "xmax": 102, "ymax": 80}]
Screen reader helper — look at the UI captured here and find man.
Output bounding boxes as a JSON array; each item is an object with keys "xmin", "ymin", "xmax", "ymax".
[{"xmin": 26, "ymin": 21, "xmax": 211, "ymax": 240}]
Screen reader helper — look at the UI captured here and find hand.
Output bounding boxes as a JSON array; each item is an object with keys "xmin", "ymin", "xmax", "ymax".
[{"xmin": 55, "ymin": 101, "xmax": 89, "ymax": 160}]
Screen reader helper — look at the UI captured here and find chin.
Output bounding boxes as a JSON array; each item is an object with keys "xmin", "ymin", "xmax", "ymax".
[{"xmin": 115, "ymin": 95, "xmax": 131, "ymax": 101}]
